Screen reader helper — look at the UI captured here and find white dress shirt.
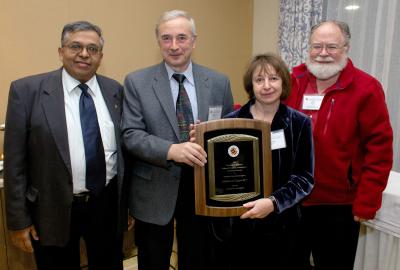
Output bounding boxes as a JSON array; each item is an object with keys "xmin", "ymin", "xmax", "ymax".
[
  {"xmin": 165, "ymin": 62, "xmax": 198, "ymax": 121},
  {"xmin": 62, "ymin": 69, "xmax": 117, "ymax": 194}
]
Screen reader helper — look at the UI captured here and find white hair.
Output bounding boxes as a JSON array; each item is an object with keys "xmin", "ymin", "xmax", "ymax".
[
  {"xmin": 155, "ymin": 10, "xmax": 196, "ymax": 37},
  {"xmin": 306, "ymin": 54, "xmax": 348, "ymax": 80}
]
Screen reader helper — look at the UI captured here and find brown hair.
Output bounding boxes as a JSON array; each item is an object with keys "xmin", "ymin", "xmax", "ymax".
[{"xmin": 243, "ymin": 53, "xmax": 291, "ymax": 100}]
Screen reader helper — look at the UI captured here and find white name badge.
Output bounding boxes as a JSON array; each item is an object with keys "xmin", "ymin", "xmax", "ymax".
[
  {"xmin": 302, "ymin": 95, "xmax": 324, "ymax": 110},
  {"xmin": 271, "ymin": 129, "xmax": 286, "ymax": 150},
  {"xmin": 208, "ymin": 106, "xmax": 223, "ymax": 120}
]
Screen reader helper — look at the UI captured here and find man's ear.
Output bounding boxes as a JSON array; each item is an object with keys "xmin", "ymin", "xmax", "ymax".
[
  {"xmin": 345, "ymin": 44, "xmax": 350, "ymax": 53},
  {"xmin": 58, "ymin": 47, "xmax": 64, "ymax": 62}
]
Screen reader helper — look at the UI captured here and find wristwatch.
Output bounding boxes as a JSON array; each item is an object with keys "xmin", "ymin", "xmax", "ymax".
[{"xmin": 268, "ymin": 195, "xmax": 278, "ymax": 213}]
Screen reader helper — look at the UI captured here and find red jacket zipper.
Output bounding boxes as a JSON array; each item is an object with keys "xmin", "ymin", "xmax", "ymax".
[{"xmin": 323, "ymin": 98, "xmax": 335, "ymax": 135}]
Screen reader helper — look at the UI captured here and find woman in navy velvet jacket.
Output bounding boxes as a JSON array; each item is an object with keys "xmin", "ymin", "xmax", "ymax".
[{"xmin": 207, "ymin": 53, "xmax": 314, "ymax": 270}]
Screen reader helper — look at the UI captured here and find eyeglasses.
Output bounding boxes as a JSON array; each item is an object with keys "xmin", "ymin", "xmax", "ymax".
[
  {"xmin": 159, "ymin": 34, "xmax": 194, "ymax": 44},
  {"xmin": 63, "ymin": 43, "xmax": 101, "ymax": 56},
  {"xmin": 310, "ymin": 43, "xmax": 347, "ymax": 53}
]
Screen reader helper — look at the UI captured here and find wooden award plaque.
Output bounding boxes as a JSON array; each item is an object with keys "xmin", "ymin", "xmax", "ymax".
[{"xmin": 194, "ymin": 118, "xmax": 272, "ymax": 217}]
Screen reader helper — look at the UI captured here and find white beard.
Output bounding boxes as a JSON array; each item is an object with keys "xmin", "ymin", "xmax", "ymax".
[{"xmin": 306, "ymin": 55, "xmax": 348, "ymax": 80}]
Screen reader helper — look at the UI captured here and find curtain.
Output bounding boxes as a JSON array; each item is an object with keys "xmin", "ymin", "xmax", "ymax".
[
  {"xmin": 278, "ymin": 0, "xmax": 323, "ymax": 69},
  {"xmin": 324, "ymin": 0, "xmax": 400, "ymax": 172}
]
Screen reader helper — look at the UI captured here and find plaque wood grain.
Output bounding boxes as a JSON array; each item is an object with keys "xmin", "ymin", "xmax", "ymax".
[{"xmin": 194, "ymin": 119, "xmax": 272, "ymax": 217}]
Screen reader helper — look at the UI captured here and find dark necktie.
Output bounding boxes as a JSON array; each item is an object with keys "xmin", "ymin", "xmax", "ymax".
[
  {"xmin": 78, "ymin": 84, "xmax": 106, "ymax": 195},
  {"xmin": 173, "ymin": 74, "xmax": 194, "ymax": 142}
]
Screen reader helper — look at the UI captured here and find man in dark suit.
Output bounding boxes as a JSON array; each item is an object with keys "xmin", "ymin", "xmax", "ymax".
[
  {"xmin": 122, "ymin": 10, "xmax": 234, "ymax": 270},
  {"xmin": 4, "ymin": 21, "xmax": 125, "ymax": 270}
]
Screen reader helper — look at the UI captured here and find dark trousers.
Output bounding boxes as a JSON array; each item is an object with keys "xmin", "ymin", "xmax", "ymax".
[
  {"xmin": 135, "ymin": 167, "xmax": 213, "ymax": 270},
  {"xmin": 207, "ymin": 215, "xmax": 300, "ymax": 270},
  {"xmin": 293, "ymin": 205, "xmax": 361, "ymax": 270},
  {"xmin": 135, "ymin": 214, "xmax": 212, "ymax": 270},
  {"xmin": 32, "ymin": 179, "xmax": 123, "ymax": 270}
]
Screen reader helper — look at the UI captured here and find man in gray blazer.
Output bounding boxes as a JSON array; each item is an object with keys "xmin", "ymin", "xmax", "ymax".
[
  {"xmin": 4, "ymin": 21, "xmax": 125, "ymax": 270},
  {"xmin": 122, "ymin": 10, "xmax": 234, "ymax": 270}
]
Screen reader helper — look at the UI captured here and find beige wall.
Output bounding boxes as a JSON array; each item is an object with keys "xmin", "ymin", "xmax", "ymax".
[
  {"xmin": 253, "ymin": 0, "xmax": 280, "ymax": 55},
  {"xmin": 0, "ymin": 0, "xmax": 280, "ymax": 156},
  {"xmin": 0, "ymin": 0, "xmax": 253, "ymax": 155}
]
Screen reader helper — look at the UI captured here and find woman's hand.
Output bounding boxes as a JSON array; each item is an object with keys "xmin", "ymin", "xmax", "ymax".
[{"xmin": 240, "ymin": 198, "xmax": 274, "ymax": 219}]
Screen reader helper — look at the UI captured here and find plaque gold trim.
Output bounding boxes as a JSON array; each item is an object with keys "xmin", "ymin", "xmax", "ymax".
[
  {"xmin": 194, "ymin": 118, "xmax": 272, "ymax": 217},
  {"xmin": 208, "ymin": 134, "xmax": 260, "ymax": 202}
]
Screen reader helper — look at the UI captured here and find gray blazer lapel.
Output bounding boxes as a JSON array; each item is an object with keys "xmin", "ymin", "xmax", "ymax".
[
  {"xmin": 193, "ymin": 64, "xmax": 211, "ymax": 121},
  {"xmin": 152, "ymin": 64, "xmax": 180, "ymax": 139},
  {"xmin": 41, "ymin": 70, "xmax": 72, "ymax": 175}
]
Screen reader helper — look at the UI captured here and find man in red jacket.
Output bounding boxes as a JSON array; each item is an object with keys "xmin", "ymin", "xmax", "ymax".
[{"xmin": 286, "ymin": 20, "xmax": 393, "ymax": 270}]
